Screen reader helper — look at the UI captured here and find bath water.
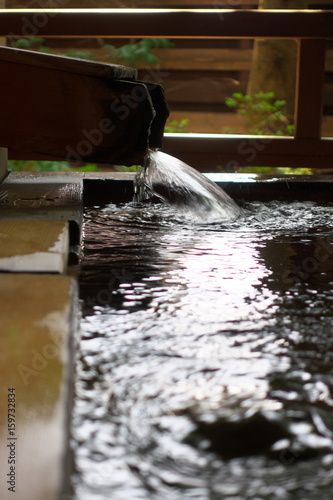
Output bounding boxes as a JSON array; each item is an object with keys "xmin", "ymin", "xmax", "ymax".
[{"xmin": 72, "ymin": 154, "xmax": 333, "ymax": 499}]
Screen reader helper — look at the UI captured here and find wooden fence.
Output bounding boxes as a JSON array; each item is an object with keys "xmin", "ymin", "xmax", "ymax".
[
  {"xmin": 4, "ymin": 0, "xmax": 333, "ymax": 136},
  {"xmin": 1, "ymin": 6, "xmax": 333, "ymax": 169}
]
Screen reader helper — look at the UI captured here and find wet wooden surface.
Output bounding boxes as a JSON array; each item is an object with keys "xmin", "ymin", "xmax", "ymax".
[
  {"xmin": 0, "ymin": 172, "xmax": 83, "ymax": 248},
  {"xmin": 0, "ymin": 274, "xmax": 78, "ymax": 500},
  {"xmin": 0, "ymin": 220, "xmax": 69, "ymax": 273},
  {"xmin": 0, "ymin": 173, "xmax": 82, "ymax": 499}
]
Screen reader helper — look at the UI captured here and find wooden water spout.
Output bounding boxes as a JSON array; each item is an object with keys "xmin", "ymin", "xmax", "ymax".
[{"xmin": 0, "ymin": 46, "xmax": 169, "ymax": 169}]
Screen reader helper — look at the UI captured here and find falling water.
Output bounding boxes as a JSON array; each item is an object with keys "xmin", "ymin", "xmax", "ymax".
[{"xmin": 134, "ymin": 149, "xmax": 242, "ymax": 221}]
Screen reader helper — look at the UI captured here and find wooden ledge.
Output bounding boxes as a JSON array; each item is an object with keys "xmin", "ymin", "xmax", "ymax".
[
  {"xmin": 0, "ymin": 274, "xmax": 78, "ymax": 500},
  {"xmin": 0, "ymin": 220, "xmax": 69, "ymax": 273}
]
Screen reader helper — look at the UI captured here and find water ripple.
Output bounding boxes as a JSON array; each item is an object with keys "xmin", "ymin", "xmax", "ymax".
[{"xmin": 73, "ymin": 201, "xmax": 333, "ymax": 500}]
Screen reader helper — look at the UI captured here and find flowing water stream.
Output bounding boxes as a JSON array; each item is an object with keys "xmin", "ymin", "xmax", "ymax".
[
  {"xmin": 134, "ymin": 150, "xmax": 242, "ymax": 222},
  {"xmin": 72, "ymin": 153, "xmax": 333, "ymax": 499}
]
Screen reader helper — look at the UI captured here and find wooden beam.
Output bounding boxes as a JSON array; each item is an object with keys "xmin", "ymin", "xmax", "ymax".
[
  {"xmin": 4, "ymin": 0, "xmax": 333, "ymax": 8},
  {"xmin": 0, "ymin": 148, "xmax": 7, "ymax": 184},
  {"xmin": 10, "ymin": 45, "xmax": 333, "ymax": 72},
  {"xmin": 166, "ymin": 110, "xmax": 333, "ymax": 136},
  {"xmin": 0, "ymin": 0, "xmax": 5, "ymax": 47},
  {"xmin": 163, "ymin": 133, "xmax": 333, "ymax": 169},
  {"xmin": 0, "ymin": 46, "xmax": 155, "ymax": 166},
  {"xmin": 1, "ymin": 9, "xmax": 333, "ymax": 39},
  {"xmin": 0, "ymin": 45, "xmax": 136, "ymax": 79},
  {"xmin": 294, "ymin": 39, "xmax": 326, "ymax": 139}
]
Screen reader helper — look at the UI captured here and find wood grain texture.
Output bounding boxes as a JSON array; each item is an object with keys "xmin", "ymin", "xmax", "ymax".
[{"xmin": 0, "ymin": 273, "xmax": 78, "ymax": 500}]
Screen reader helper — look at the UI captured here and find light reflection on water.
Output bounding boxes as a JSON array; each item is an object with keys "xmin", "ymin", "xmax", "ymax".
[{"xmin": 72, "ymin": 201, "xmax": 333, "ymax": 500}]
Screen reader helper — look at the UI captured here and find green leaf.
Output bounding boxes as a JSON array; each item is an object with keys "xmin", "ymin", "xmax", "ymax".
[
  {"xmin": 12, "ymin": 38, "xmax": 32, "ymax": 48},
  {"xmin": 39, "ymin": 47, "xmax": 52, "ymax": 54},
  {"xmin": 225, "ymin": 98, "xmax": 237, "ymax": 108},
  {"xmin": 64, "ymin": 50, "xmax": 95, "ymax": 60}
]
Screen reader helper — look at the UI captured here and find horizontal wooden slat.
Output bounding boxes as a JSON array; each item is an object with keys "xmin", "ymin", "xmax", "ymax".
[
  {"xmin": 10, "ymin": 133, "xmax": 333, "ymax": 168},
  {"xmin": 153, "ymin": 80, "xmax": 333, "ymax": 106},
  {"xmin": 5, "ymin": 0, "xmax": 333, "ymax": 7},
  {"xmin": 20, "ymin": 45, "xmax": 333, "ymax": 73},
  {"xmin": 168, "ymin": 110, "xmax": 333, "ymax": 135},
  {"xmin": 163, "ymin": 133, "xmax": 333, "ymax": 169},
  {"xmin": 149, "ymin": 47, "xmax": 333, "ymax": 71},
  {"xmin": 152, "ymin": 48, "xmax": 252, "ymax": 70},
  {"xmin": 1, "ymin": 9, "xmax": 333, "ymax": 39},
  {"xmin": 150, "ymin": 77, "xmax": 243, "ymax": 103}
]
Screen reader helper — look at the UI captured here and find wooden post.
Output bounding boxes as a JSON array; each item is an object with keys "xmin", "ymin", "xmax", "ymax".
[
  {"xmin": 294, "ymin": 39, "xmax": 326, "ymax": 139},
  {"xmin": 0, "ymin": 147, "xmax": 7, "ymax": 184},
  {"xmin": 0, "ymin": 0, "xmax": 5, "ymax": 47}
]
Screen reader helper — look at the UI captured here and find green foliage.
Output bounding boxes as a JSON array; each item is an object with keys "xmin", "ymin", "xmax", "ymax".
[
  {"xmin": 164, "ymin": 118, "xmax": 189, "ymax": 133},
  {"xmin": 11, "ymin": 37, "xmax": 45, "ymax": 49},
  {"xmin": 76, "ymin": 164, "xmax": 101, "ymax": 172},
  {"xmin": 9, "ymin": 37, "xmax": 173, "ymax": 65},
  {"xmin": 224, "ymin": 92, "xmax": 314, "ymax": 174},
  {"xmin": 63, "ymin": 50, "xmax": 96, "ymax": 60},
  {"xmin": 114, "ymin": 164, "xmax": 141, "ymax": 172},
  {"xmin": 8, "ymin": 161, "xmax": 70, "ymax": 172},
  {"xmin": 225, "ymin": 91, "xmax": 294, "ymax": 136},
  {"xmin": 236, "ymin": 166, "xmax": 313, "ymax": 175},
  {"xmin": 39, "ymin": 46, "xmax": 53, "ymax": 54},
  {"xmin": 104, "ymin": 38, "xmax": 173, "ymax": 65},
  {"xmin": 10, "ymin": 37, "xmax": 96, "ymax": 60},
  {"xmin": 8, "ymin": 161, "xmax": 100, "ymax": 172}
]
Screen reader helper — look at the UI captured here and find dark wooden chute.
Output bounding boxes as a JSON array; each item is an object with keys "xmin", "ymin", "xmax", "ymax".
[{"xmin": 0, "ymin": 46, "xmax": 169, "ymax": 166}]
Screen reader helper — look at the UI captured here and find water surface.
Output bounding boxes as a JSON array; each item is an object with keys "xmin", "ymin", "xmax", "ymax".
[{"xmin": 72, "ymin": 200, "xmax": 333, "ymax": 500}]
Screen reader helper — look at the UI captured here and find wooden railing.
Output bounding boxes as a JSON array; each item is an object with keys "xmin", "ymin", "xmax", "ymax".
[
  {"xmin": 1, "ymin": 8, "xmax": 333, "ymax": 169},
  {"xmin": 4, "ymin": 0, "xmax": 333, "ymax": 8}
]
